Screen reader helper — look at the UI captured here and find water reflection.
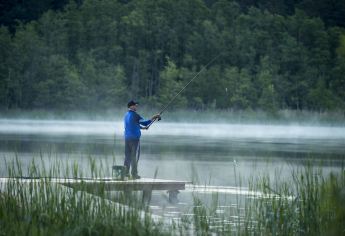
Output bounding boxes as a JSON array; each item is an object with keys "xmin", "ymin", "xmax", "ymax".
[
  {"xmin": 1, "ymin": 119, "xmax": 344, "ymax": 179},
  {"xmin": 0, "ymin": 119, "xmax": 343, "ymax": 225}
]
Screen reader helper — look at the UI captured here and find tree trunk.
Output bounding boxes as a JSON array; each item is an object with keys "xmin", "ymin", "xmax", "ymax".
[
  {"xmin": 131, "ymin": 62, "xmax": 138, "ymax": 98},
  {"xmin": 295, "ymin": 73, "xmax": 299, "ymax": 110},
  {"xmin": 282, "ymin": 91, "xmax": 285, "ymax": 109},
  {"xmin": 150, "ymin": 50, "xmax": 157, "ymax": 98},
  {"xmin": 5, "ymin": 69, "xmax": 11, "ymax": 110},
  {"xmin": 342, "ymin": 78, "xmax": 345, "ymax": 116},
  {"xmin": 19, "ymin": 78, "xmax": 22, "ymax": 108}
]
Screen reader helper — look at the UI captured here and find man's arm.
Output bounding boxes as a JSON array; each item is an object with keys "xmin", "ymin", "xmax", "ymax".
[
  {"xmin": 141, "ymin": 114, "xmax": 160, "ymax": 130},
  {"xmin": 150, "ymin": 114, "xmax": 160, "ymax": 121}
]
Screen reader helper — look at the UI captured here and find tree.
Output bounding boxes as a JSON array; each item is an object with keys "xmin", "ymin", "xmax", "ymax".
[
  {"xmin": 63, "ymin": 1, "xmax": 82, "ymax": 63},
  {"xmin": 104, "ymin": 65, "xmax": 129, "ymax": 107},
  {"xmin": 157, "ymin": 57, "xmax": 187, "ymax": 109},
  {"xmin": 33, "ymin": 55, "xmax": 88, "ymax": 110},
  {"xmin": 0, "ymin": 0, "xmax": 343, "ymax": 112},
  {"xmin": 10, "ymin": 21, "xmax": 44, "ymax": 109},
  {"xmin": 307, "ymin": 78, "xmax": 336, "ymax": 110},
  {"xmin": 258, "ymin": 56, "xmax": 280, "ymax": 113},
  {"xmin": 0, "ymin": 26, "xmax": 12, "ymax": 110},
  {"xmin": 211, "ymin": 0, "xmax": 240, "ymax": 29},
  {"xmin": 332, "ymin": 35, "xmax": 345, "ymax": 114},
  {"xmin": 224, "ymin": 66, "xmax": 255, "ymax": 110}
]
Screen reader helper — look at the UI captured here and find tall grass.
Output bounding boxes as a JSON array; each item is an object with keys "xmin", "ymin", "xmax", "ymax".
[
  {"xmin": 243, "ymin": 158, "xmax": 345, "ymax": 235},
  {"xmin": 0, "ymin": 142, "xmax": 171, "ymax": 236},
  {"xmin": 1, "ymin": 142, "xmax": 344, "ymax": 235}
]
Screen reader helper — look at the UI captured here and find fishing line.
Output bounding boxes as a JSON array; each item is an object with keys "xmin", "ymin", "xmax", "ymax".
[
  {"xmin": 232, "ymin": 140, "xmax": 237, "ymax": 166},
  {"xmin": 147, "ymin": 51, "xmax": 225, "ymax": 128}
]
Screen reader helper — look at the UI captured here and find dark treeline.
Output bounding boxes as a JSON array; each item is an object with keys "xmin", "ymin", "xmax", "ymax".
[
  {"xmin": 2, "ymin": 0, "xmax": 345, "ymax": 29},
  {"xmin": 0, "ymin": 0, "xmax": 345, "ymax": 113}
]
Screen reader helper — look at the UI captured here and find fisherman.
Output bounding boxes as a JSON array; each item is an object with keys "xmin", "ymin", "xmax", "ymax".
[{"xmin": 124, "ymin": 100, "xmax": 160, "ymax": 179}]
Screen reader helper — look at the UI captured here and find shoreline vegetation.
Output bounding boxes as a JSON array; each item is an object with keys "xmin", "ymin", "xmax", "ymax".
[
  {"xmin": 1, "ymin": 1, "xmax": 345, "ymax": 114},
  {"xmin": 1, "ymin": 108, "xmax": 345, "ymax": 127},
  {"xmin": 1, "ymin": 142, "xmax": 344, "ymax": 235}
]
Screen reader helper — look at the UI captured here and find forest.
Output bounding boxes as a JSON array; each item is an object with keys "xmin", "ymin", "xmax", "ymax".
[{"xmin": 0, "ymin": 0, "xmax": 345, "ymax": 113}]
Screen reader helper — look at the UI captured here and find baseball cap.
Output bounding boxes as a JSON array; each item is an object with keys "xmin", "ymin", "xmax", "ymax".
[{"xmin": 127, "ymin": 100, "xmax": 139, "ymax": 108}]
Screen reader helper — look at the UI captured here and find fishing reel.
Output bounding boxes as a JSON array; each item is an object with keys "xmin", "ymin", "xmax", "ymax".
[{"xmin": 158, "ymin": 116, "xmax": 162, "ymax": 121}]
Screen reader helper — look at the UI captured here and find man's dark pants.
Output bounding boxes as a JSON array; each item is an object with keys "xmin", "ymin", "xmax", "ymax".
[{"xmin": 124, "ymin": 139, "xmax": 140, "ymax": 176}]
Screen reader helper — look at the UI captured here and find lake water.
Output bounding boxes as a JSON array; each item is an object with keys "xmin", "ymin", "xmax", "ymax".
[{"xmin": 1, "ymin": 119, "xmax": 344, "ymax": 222}]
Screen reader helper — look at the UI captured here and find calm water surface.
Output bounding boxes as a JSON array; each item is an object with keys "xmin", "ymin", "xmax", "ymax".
[{"xmin": 1, "ymin": 119, "xmax": 344, "ymax": 221}]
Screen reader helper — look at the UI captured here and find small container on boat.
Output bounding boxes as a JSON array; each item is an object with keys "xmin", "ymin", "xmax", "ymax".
[{"xmin": 112, "ymin": 166, "xmax": 126, "ymax": 181}]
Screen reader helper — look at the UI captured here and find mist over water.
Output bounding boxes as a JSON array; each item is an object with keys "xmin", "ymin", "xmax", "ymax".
[
  {"xmin": 1, "ymin": 119, "xmax": 344, "ymax": 139},
  {"xmin": 1, "ymin": 118, "xmax": 344, "ymax": 221},
  {"xmin": 1, "ymin": 119, "xmax": 344, "ymax": 182}
]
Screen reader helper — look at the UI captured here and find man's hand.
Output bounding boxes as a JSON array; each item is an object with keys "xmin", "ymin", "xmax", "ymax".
[
  {"xmin": 142, "ymin": 126, "xmax": 149, "ymax": 130},
  {"xmin": 151, "ymin": 114, "xmax": 160, "ymax": 121}
]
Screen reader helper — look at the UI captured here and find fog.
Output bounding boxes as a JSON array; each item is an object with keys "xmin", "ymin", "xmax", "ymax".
[
  {"xmin": 1, "ymin": 119, "xmax": 343, "ymax": 182},
  {"xmin": 1, "ymin": 118, "xmax": 344, "ymax": 220},
  {"xmin": 1, "ymin": 119, "xmax": 344, "ymax": 139}
]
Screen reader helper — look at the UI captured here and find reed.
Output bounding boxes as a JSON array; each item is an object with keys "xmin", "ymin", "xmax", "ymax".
[
  {"xmin": 1, "ymin": 141, "xmax": 344, "ymax": 235},
  {"xmin": 241, "ymin": 157, "xmax": 345, "ymax": 236},
  {"xmin": 0, "ymin": 142, "xmax": 171, "ymax": 236}
]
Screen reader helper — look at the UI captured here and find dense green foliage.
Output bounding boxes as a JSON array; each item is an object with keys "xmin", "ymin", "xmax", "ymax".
[
  {"xmin": 2, "ymin": 0, "xmax": 345, "ymax": 29},
  {"xmin": 0, "ymin": 0, "xmax": 345, "ymax": 113}
]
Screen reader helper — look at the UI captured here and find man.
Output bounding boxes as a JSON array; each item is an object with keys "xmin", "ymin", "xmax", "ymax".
[{"xmin": 124, "ymin": 100, "xmax": 160, "ymax": 179}]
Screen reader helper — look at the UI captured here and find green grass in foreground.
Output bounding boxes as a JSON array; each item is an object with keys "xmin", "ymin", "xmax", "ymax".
[
  {"xmin": 1, "ymin": 108, "xmax": 345, "ymax": 126},
  {"xmin": 1, "ymin": 143, "xmax": 345, "ymax": 235}
]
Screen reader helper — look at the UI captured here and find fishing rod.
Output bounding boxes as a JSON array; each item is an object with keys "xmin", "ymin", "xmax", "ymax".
[{"xmin": 148, "ymin": 51, "xmax": 225, "ymax": 128}]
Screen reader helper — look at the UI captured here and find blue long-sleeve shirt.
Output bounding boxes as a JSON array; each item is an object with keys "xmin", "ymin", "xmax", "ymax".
[{"xmin": 124, "ymin": 110, "xmax": 151, "ymax": 139}]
